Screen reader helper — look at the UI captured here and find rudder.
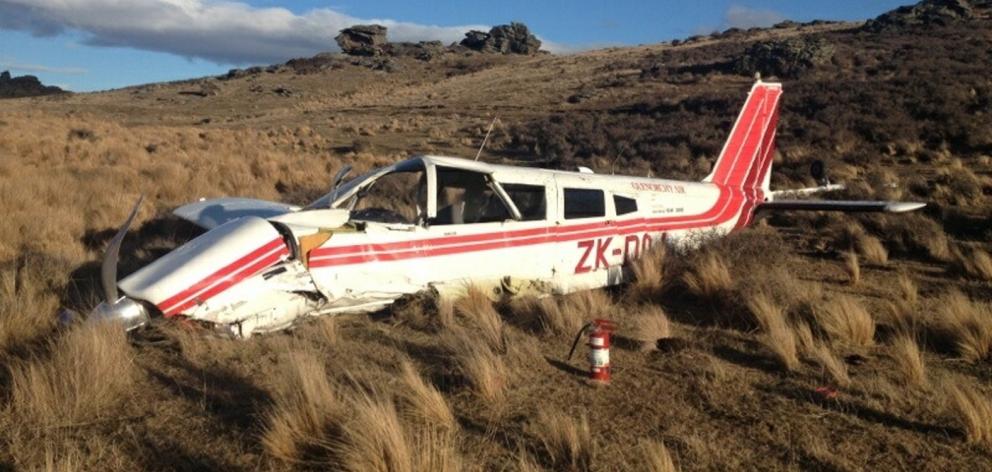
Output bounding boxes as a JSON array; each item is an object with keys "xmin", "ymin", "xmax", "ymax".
[{"xmin": 703, "ymin": 81, "xmax": 782, "ymax": 191}]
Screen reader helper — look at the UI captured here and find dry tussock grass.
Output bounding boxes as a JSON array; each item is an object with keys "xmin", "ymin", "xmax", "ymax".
[
  {"xmin": 445, "ymin": 330, "xmax": 507, "ymax": 402},
  {"xmin": 454, "ymin": 284, "xmax": 505, "ymax": 350},
  {"xmin": 629, "ymin": 305, "xmax": 671, "ymax": 350},
  {"xmin": 952, "ymin": 246, "xmax": 992, "ymax": 281},
  {"xmin": 897, "ymin": 272, "xmax": 918, "ymax": 306},
  {"xmin": 7, "ymin": 321, "xmax": 136, "ymax": 427},
  {"xmin": 683, "ymin": 251, "xmax": 732, "ymax": 299},
  {"xmin": 640, "ymin": 439, "xmax": 678, "ymax": 472},
  {"xmin": 397, "ymin": 360, "xmax": 456, "ymax": 431},
  {"xmin": 262, "ymin": 351, "xmax": 338, "ymax": 462},
  {"xmin": 946, "ymin": 382, "xmax": 992, "ymax": 447},
  {"xmin": 332, "ymin": 392, "xmax": 416, "ymax": 472},
  {"xmin": 0, "ymin": 267, "xmax": 58, "ymax": 352},
  {"xmin": 933, "ymin": 290, "xmax": 992, "ymax": 362},
  {"xmin": 629, "ymin": 244, "xmax": 667, "ymax": 301},
  {"xmin": 836, "ymin": 222, "xmax": 888, "ymax": 265},
  {"xmin": 810, "ymin": 342, "xmax": 851, "ymax": 388},
  {"xmin": 889, "ymin": 335, "xmax": 927, "ymax": 387},
  {"xmin": 842, "ymin": 251, "xmax": 860, "ymax": 285},
  {"xmin": 527, "ymin": 409, "xmax": 594, "ymax": 470},
  {"xmin": 815, "ymin": 296, "xmax": 875, "ymax": 347},
  {"xmin": 746, "ymin": 291, "xmax": 799, "ymax": 371},
  {"xmin": 560, "ymin": 289, "xmax": 614, "ymax": 327}
]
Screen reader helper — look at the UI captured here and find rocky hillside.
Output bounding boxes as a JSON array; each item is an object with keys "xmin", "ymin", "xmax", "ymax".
[{"xmin": 0, "ymin": 70, "xmax": 64, "ymax": 99}]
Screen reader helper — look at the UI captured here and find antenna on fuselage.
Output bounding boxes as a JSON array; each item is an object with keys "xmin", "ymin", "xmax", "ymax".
[
  {"xmin": 474, "ymin": 114, "xmax": 500, "ymax": 162},
  {"xmin": 610, "ymin": 145, "xmax": 627, "ymax": 175}
]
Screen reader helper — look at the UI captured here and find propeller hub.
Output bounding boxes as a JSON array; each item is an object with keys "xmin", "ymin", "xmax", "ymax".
[{"xmin": 89, "ymin": 297, "xmax": 150, "ymax": 332}]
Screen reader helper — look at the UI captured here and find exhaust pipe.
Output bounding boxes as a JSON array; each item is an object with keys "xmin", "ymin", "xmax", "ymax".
[{"xmin": 88, "ymin": 196, "xmax": 150, "ymax": 331}]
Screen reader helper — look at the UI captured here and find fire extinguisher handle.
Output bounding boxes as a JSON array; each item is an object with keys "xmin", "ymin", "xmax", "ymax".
[{"xmin": 566, "ymin": 322, "xmax": 594, "ymax": 361}]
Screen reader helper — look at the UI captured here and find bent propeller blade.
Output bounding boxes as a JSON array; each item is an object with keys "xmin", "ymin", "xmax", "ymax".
[{"xmin": 101, "ymin": 196, "xmax": 144, "ymax": 304}]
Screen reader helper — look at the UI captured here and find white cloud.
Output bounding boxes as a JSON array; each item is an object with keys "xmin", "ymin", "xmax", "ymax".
[
  {"xmin": 0, "ymin": 61, "xmax": 87, "ymax": 75},
  {"xmin": 0, "ymin": 0, "xmax": 491, "ymax": 65},
  {"xmin": 724, "ymin": 5, "xmax": 787, "ymax": 29}
]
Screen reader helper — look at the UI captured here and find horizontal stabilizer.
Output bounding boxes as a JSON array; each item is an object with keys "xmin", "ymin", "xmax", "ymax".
[{"xmin": 757, "ymin": 200, "xmax": 926, "ymax": 213}]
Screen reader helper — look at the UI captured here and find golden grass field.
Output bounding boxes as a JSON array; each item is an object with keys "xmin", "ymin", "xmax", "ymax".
[{"xmin": 1, "ymin": 10, "xmax": 991, "ymax": 471}]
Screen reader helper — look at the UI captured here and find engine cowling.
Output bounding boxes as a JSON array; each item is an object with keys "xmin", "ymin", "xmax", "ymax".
[{"xmin": 119, "ymin": 216, "xmax": 291, "ymax": 317}]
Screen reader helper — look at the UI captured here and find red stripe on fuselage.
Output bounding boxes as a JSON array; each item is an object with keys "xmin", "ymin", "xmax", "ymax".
[{"xmin": 309, "ymin": 186, "xmax": 754, "ymax": 268}]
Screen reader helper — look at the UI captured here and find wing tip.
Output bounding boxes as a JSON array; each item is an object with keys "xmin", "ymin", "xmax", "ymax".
[{"xmin": 884, "ymin": 202, "xmax": 927, "ymax": 213}]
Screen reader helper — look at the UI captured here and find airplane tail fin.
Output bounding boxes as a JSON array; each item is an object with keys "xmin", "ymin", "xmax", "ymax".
[{"xmin": 703, "ymin": 81, "xmax": 783, "ymax": 191}]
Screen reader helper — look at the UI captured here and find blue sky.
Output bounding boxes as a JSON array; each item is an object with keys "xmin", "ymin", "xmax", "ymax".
[{"xmin": 0, "ymin": 1, "xmax": 910, "ymax": 92}]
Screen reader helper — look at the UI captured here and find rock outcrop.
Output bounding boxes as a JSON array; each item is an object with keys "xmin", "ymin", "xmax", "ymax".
[
  {"xmin": 335, "ymin": 24, "xmax": 388, "ymax": 56},
  {"xmin": 0, "ymin": 71, "xmax": 64, "ymax": 99},
  {"xmin": 864, "ymin": 0, "xmax": 990, "ymax": 32},
  {"xmin": 459, "ymin": 22, "xmax": 542, "ymax": 55},
  {"xmin": 734, "ymin": 37, "xmax": 835, "ymax": 78}
]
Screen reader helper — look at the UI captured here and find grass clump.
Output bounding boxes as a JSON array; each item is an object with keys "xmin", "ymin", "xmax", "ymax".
[
  {"xmin": 933, "ymin": 290, "xmax": 992, "ymax": 362},
  {"xmin": 683, "ymin": 251, "xmax": 732, "ymax": 299},
  {"xmin": 947, "ymin": 383, "xmax": 992, "ymax": 447},
  {"xmin": 262, "ymin": 351, "xmax": 338, "ymax": 462},
  {"xmin": 629, "ymin": 305, "xmax": 671, "ymax": 351},
  {"xmin": 814, "ymin": 296, "xmax": 875, "ymax": 347},
  {"xmin": 746, "ymin": 291, "xmax": 799, "ymax": 371},
  {"xmin": 527, "ymin": 409, "xmax": 595, "ymax": 470},
  {"xmin": 889, "ymin": 335, "xmax": 927, "ymax": 387},
  {"xmin": 8, "ymin": 322, "xmax": 136, "ymax": 427}
]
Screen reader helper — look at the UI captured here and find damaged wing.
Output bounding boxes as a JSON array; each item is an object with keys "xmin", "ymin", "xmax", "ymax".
[{"xmin": 174, "ymin": 197, "xmax": 299, "ymax": 229}]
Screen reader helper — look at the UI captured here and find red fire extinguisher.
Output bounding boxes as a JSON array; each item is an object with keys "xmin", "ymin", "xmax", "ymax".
[{"xmin": 567, "ymin": 319, "xmax": 617, "ymax": 384}]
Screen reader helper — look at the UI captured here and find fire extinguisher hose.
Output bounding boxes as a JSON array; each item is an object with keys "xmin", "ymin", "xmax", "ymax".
[{"xmin": 566, "ymin": 322, "xmax": 595, "ymax": 361}]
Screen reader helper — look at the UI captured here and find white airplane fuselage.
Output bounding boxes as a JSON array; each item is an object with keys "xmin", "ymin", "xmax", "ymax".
[{"xmin": 89, "ymin": 81, "xmax": 917, "ymax": 336}]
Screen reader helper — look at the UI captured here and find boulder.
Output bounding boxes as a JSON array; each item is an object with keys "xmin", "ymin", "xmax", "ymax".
[
  {"xmin": 336, "ymin": 24, "xmax": 388, "ymax": 56},
  {"xmin": 460, "ymin": 22, "xmax": 542, "ymax": 55},
  {"xmin": 0, "ymin": 70, "xmax": 64, "ymax": 99},
  {"xmin": 734, "ymin": 37, "xmax": 835, "ymax": 79}
]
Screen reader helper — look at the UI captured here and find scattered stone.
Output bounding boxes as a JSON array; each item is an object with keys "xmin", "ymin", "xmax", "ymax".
[
  {"xmin": 178, "ymin": 80, "xmax": 220, "ymax": 97},
  {"xmin": 336, "ymin": 24, "xmax": 388, "ymax": 56},
  {"xmin": 272, "ymin": 86, "xmax": 294, "ymax": 97},
  {"xmin": 459, "ymin": 22, "xmax": 542, "ymax": 55},
  {"xmin": 734, "ymin": 37, "xmax": 835, "ymax": 78}
]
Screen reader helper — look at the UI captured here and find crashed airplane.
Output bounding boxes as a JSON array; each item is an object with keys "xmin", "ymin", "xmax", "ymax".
[{"xmin": 91, "ymin": 81, "xmax": 925, "ymax": 337}]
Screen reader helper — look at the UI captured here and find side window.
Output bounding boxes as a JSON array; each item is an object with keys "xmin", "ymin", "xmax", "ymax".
[
  {"xmin": 502, "ymin": 183, "xmax": 547, "ymax": 221},
  {"xmin": 563, "ymin": 188, "xmax": 605, "ymax": 219},
  {"xmin": 434, "ymin": 168, "xmax": 510, "ymax": 225},
  {"xmin": 614, "ymin": 195, "xmax": 638, "ymax": 216}
]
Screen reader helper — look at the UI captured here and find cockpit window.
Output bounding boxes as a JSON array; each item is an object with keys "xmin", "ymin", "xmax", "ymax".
[
  {"xmin": 432, "ymin": 167, "xmax": 510, "ymax": 225},
  {"xmin": 349, "ymin": 167, "xmax": 427, "ymax": 224}
]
